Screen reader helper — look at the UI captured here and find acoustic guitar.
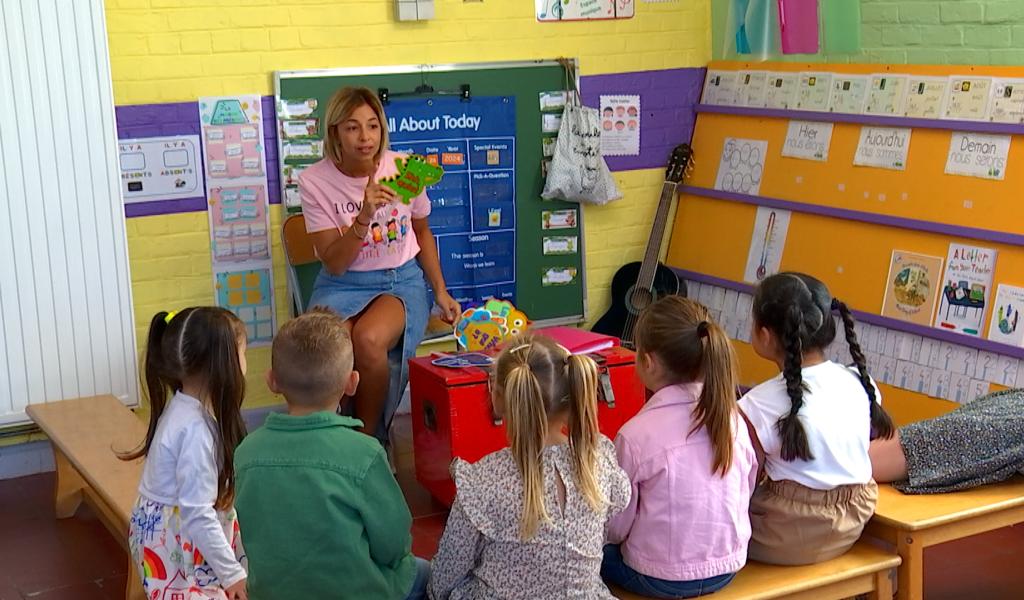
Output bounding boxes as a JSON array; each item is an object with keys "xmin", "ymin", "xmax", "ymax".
[{"xmin": 591, "ymin": 144, "xmax": 693, "ymax": 348}]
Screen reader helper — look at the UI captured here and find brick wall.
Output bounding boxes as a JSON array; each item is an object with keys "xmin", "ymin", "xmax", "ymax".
[
  {"xmin": 105, "ymin": 0, "xmax": 712, "ymax": 409},
  {"xmin": 712, "ymin": 0, "xmax": 1024, "ymax": 64}
]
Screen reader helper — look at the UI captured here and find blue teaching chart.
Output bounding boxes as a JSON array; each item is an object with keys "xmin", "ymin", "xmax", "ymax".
[{"xmin": 388, "ymin": 96, "xmax": 517, "ymax": 307}]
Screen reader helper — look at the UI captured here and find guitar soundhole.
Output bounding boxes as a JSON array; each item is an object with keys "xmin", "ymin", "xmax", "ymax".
[{"xmin": 627, "ymin": 286, "xmax": 655, "ymax": 315}]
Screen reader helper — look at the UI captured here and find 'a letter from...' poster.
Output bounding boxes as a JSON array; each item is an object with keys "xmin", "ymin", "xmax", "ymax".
[{"xmin": 387, "ymin": 97, "xmax": 517, "ymax": 309}]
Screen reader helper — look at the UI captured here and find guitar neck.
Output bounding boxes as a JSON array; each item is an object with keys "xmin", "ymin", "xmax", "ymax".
[{"xmin": 635, "ymin": 180, "xmax": 679, "ymax": 290}]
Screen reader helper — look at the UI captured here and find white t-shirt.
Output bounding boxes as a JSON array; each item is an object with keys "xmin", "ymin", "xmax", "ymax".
[{"xmin": 739, "ymin": 361, "xmax": 881, "ymax": 490}]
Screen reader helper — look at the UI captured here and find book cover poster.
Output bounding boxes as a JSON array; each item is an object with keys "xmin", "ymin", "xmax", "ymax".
[
  {"xmin": 987, "ymin": 284, "xmax": 1024, "ymax": 347},
  {"xmin": 935, "ymin": 243, "xmax": 997, "ymax": 337},
  {"xmin": 881, "ymin": 251, "xmax": 943, "ymax": 327}
]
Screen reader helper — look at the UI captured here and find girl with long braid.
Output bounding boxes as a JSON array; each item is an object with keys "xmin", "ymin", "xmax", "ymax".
[
  {"xmin": 428, "ymin": 334, "xmax": 630, "ymax": 599},
  {"xmin": 738, "ymin": 273, "xmax": 895, "ymax": 565}
]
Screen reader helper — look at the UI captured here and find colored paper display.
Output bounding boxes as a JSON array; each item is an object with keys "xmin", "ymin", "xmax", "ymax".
[
  {"xmin": 945, "ymin": 132, "xmax": 1011, "ymax": 181},
  {"xmin": 778, "ymin": 0, "xmax": 820, "ymax": 54},
  {"xmin": 714, "ymin": 138, "xmax": 768, "ymax": 195},
  {"xmin": 599, "ymin": 95, "xmax": 641, "ymax": 156},
  {"xmin": 854, "ymin": 127, "xmax": 911, "ymax": 171},
  {"xmin": 988, "ymin": 284, "xmax": 1024, "ymax": 347},
  {"xmin": 781, "ymin": 120, "xmax": 832, "ymax": 161},
  {"xmin": 743, "ymin": 206, "xmax": 791, "ymax": 284},
  {"xmin": 536, "ymin": 0, "xmax": 634, "ymax": 21},
  {"xmin": 118, "ymin": 135, "xmax": 202, "ymax": 203},
  {"xmin": 935, "ymin": 243, "xmax": 997, "ymax": 337},
  {"xmin": 200, "ymin": 95, "xmax": 276, "ymax": 345},
  {"xmin": 881, "ymin": 251, "xmax": 944, "ymax": 327}
]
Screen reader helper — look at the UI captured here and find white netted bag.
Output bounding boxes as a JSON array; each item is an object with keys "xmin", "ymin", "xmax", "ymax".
[{"xmin": 541, "ymin": 67, "xmax": 622, "ymax": 205}]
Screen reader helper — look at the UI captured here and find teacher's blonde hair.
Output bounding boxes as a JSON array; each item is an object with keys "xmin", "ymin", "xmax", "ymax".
[{"xmin": 323, "ymin": 86, "xmax": 390, "ymax": 166}]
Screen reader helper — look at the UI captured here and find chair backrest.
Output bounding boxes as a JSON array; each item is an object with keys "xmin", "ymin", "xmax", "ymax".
[{"xmin": 281, "ymin": 213, "xmax": 320, "ymax": 315}]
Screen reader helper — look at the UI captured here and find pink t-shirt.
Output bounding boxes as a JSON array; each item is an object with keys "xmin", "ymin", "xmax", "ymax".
[{"xmin": 299, "ymin": 150, "xmax": 431, "ymax": 272}]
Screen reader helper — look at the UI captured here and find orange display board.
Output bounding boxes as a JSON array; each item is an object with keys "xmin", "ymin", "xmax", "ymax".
[{"xmin": 667, "ymin": 61, "xmax": 1024, "ymax": 425}]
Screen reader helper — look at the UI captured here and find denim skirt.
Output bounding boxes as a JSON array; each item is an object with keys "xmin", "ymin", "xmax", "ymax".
[{"xmin": 308, "ymin": 259, "xmax": 430, "ymax": 443}]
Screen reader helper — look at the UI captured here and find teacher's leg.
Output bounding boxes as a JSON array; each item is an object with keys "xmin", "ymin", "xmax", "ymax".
[{"xmin": 350, "ymin": 294, "xmax": 406, "ymax": 437}]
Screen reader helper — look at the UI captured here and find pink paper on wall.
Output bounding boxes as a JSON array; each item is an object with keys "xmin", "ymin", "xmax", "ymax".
[
  {"xmin": 204, "ymin": 123, "xmax": 264, "ymax": 179},
  {"xmin": 778, "ymin": 0, "xmax": 819, "ymax": 54}
]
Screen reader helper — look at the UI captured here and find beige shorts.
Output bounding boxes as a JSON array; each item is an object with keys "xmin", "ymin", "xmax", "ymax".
[{"xmin": 748, "ymin": 478, "xmax": 878, "ymax": 566}]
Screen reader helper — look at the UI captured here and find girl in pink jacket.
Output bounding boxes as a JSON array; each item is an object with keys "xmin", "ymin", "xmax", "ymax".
[{"xmin": 603, "ymin": 296, "xmax": 758, "ymax": 598}]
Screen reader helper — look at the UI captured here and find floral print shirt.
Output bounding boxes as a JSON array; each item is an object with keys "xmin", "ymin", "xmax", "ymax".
[{"xmin": 429, "ymin": 437, "xmax": 631, "ymax": 599}]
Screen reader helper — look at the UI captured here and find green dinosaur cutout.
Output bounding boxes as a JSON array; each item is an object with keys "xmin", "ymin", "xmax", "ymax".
[{"xmin": 379, "ymin": 155, "xmax": 444, "ymax": 204}]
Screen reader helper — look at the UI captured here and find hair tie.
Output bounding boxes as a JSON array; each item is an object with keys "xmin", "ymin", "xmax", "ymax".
[
  {"xmin": 697, "ymin": 321, "xmax": 710, "ymax": 338},
  {"xmin": 830, "ymin": 298, "xmax": 840, "ymax": 311},
  {"xmin": 164, "ymin": 310, "xmax": 178, "ymax": 324}
]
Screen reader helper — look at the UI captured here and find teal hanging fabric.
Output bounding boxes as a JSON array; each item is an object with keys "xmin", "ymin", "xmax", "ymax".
[
  {"xmin": 723, "ymin": 0, "xmax": 753, "ymax": 56},
  {"xmin": 745, "ymin": 0, "xmax": 779, "ymax": 59},
  {"xmin": 821, "ymin": 0, "xmax": 861, "ymax": 54}
]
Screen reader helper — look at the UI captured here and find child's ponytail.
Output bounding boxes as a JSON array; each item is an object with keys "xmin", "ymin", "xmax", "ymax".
[
  {"xmin": 778, "ymin": 303, "xmax": 813, "ymax": 461},
  {"xmin": 503, "ymin": 359, "xmax": 550, "ymax": 540},
  {"xmin": 635, "ymin": 296, "xmax": 742, "ymax": 476},
  {"xmin": 566, "ymin": 353, "xmax": 604, "ymax": 513},
  {"xmin": 495, "ymin": 334, "xmax": 608, "ymax": 540},
  {"xmin": 696, "ymin": 320, "xmax": 740, "ymax": 476},
  {"xmin": 119, "ymin": 310, "xmax": 177, "ymax": 462},
  {"xmin": 834, "ymin": 298, "xmax": 895, "ymax": 440},
  {"xmin": 119, "ymin": 307, "xmax": 247, "ymax": 510}
]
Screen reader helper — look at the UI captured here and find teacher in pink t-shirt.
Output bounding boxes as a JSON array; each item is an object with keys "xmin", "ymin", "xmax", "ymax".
[{"xmin": 299, "ymin": 86, "xmax": 460, "ymax": 450}]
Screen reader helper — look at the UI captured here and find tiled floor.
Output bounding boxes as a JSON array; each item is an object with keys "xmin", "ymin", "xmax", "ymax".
[{"xmin": 2, "ymin": 414, "xmax": 1024, "ymax": 599}]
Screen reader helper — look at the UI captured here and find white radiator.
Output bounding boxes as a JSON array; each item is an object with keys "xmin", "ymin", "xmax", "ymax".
[{"xmin": 0, "ymin": 0, "xmax": 137, "ymax": 425}]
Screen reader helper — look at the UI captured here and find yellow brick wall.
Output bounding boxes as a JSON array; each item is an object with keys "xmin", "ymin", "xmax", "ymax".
[{"xmin": 108, "ymin": 0, "xmax": 711, "ymax": 410}]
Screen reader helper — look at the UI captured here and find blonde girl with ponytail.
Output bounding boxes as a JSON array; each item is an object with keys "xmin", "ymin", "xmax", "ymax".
[
  {"xmin": 429, "ymin": 334, "xmax": 630, "ymax": 600},
  {"xmin": 603, "ymin": 296, "xmax": 757, "ymax": 599}
]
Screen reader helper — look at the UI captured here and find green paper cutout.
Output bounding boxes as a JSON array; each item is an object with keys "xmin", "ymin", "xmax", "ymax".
[
  {"xmin": 822, "ymin": 0, "xmax": 861, "ymax": 54},
  {"xmin": 379, "ymin": 155, "xmax": 444, "ymax": 204}
]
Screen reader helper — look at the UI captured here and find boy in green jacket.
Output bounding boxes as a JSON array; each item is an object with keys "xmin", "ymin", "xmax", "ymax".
[{"xmin": 234, "ymin": 308, "xmax": 428, "ymax": 599}]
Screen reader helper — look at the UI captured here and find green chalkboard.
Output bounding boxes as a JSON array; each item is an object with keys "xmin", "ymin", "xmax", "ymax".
[{"xmin": 275, "ymin": 61, "xmax": 585, "ymax": 325}]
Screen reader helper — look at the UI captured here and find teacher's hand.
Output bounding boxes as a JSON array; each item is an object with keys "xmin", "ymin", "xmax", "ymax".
[
  {"xmin": 434, "ymin": 290, "xmax": 461, "ymax": 324},
  {"xmin": 360, "ymin": 178, "xmax": 397, "ymax": 222}
]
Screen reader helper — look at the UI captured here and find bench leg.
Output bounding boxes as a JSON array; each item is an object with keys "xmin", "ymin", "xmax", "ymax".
[
  {"xmin": 870, "ymin": 567, "xmax": 894, "ymax": 600},
  {"xmin": 125, "ymin": 555, "xmax": 145, "ymax": 600},
  {"xmin": 53, "ymin": 448, "xmax": 84, "ymax": 518},
  {"xmin": 896, "ymin": 532, "xmax": 924, "ymax": 600}
]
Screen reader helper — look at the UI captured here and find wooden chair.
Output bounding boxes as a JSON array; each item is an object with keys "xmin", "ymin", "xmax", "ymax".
[{"xmin": 281, "ymin": 213, "xmax": 321, "ymax": 316}]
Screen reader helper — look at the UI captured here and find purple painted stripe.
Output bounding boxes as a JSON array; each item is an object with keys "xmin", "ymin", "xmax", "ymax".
[
  {"xmin": 581, "ymin": 68, "xmax": 705, "ymax": 171},
  {"xmin": 682, "ymin": 185, "xmax": 1024, "ymax": 247},
  {"xmin": 697, "ymin": 104, "xmax": 1024, "ymax": 135},
  {"xmin": 115, "ymin": 67, "xmax": 707, "ymax": 218},
  {"xmin": 125, "ymin": 197, "xmax": 208, "ymax": 218},
  {"xmin": 672, "ymin": 267, "xmax": 1024, "ymax": 361},
  {"xmin": 115, "ymin": 98, "xmax": 282, "ymax": 218}
]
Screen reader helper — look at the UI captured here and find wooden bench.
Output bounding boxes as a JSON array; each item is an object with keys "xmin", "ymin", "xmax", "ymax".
[
  {"xmin": 27, "ymin": 394, "xmax": 147, "ymax": 600},
  {"xmin": 865, "ymin": 477, "xmax": 1024, "ymax": 600},
  {"xmin": 610, "ymin": 539, "xmax": 899, "ymax": 600}
]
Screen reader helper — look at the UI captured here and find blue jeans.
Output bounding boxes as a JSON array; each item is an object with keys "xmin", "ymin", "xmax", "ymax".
[
  {"xmin": 404, "ymin": 557, "xmax": 430, "ymax": 600},
  {"xmin": 601, "ymin": 545, "xmax": 736, "ymax": 599}
]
